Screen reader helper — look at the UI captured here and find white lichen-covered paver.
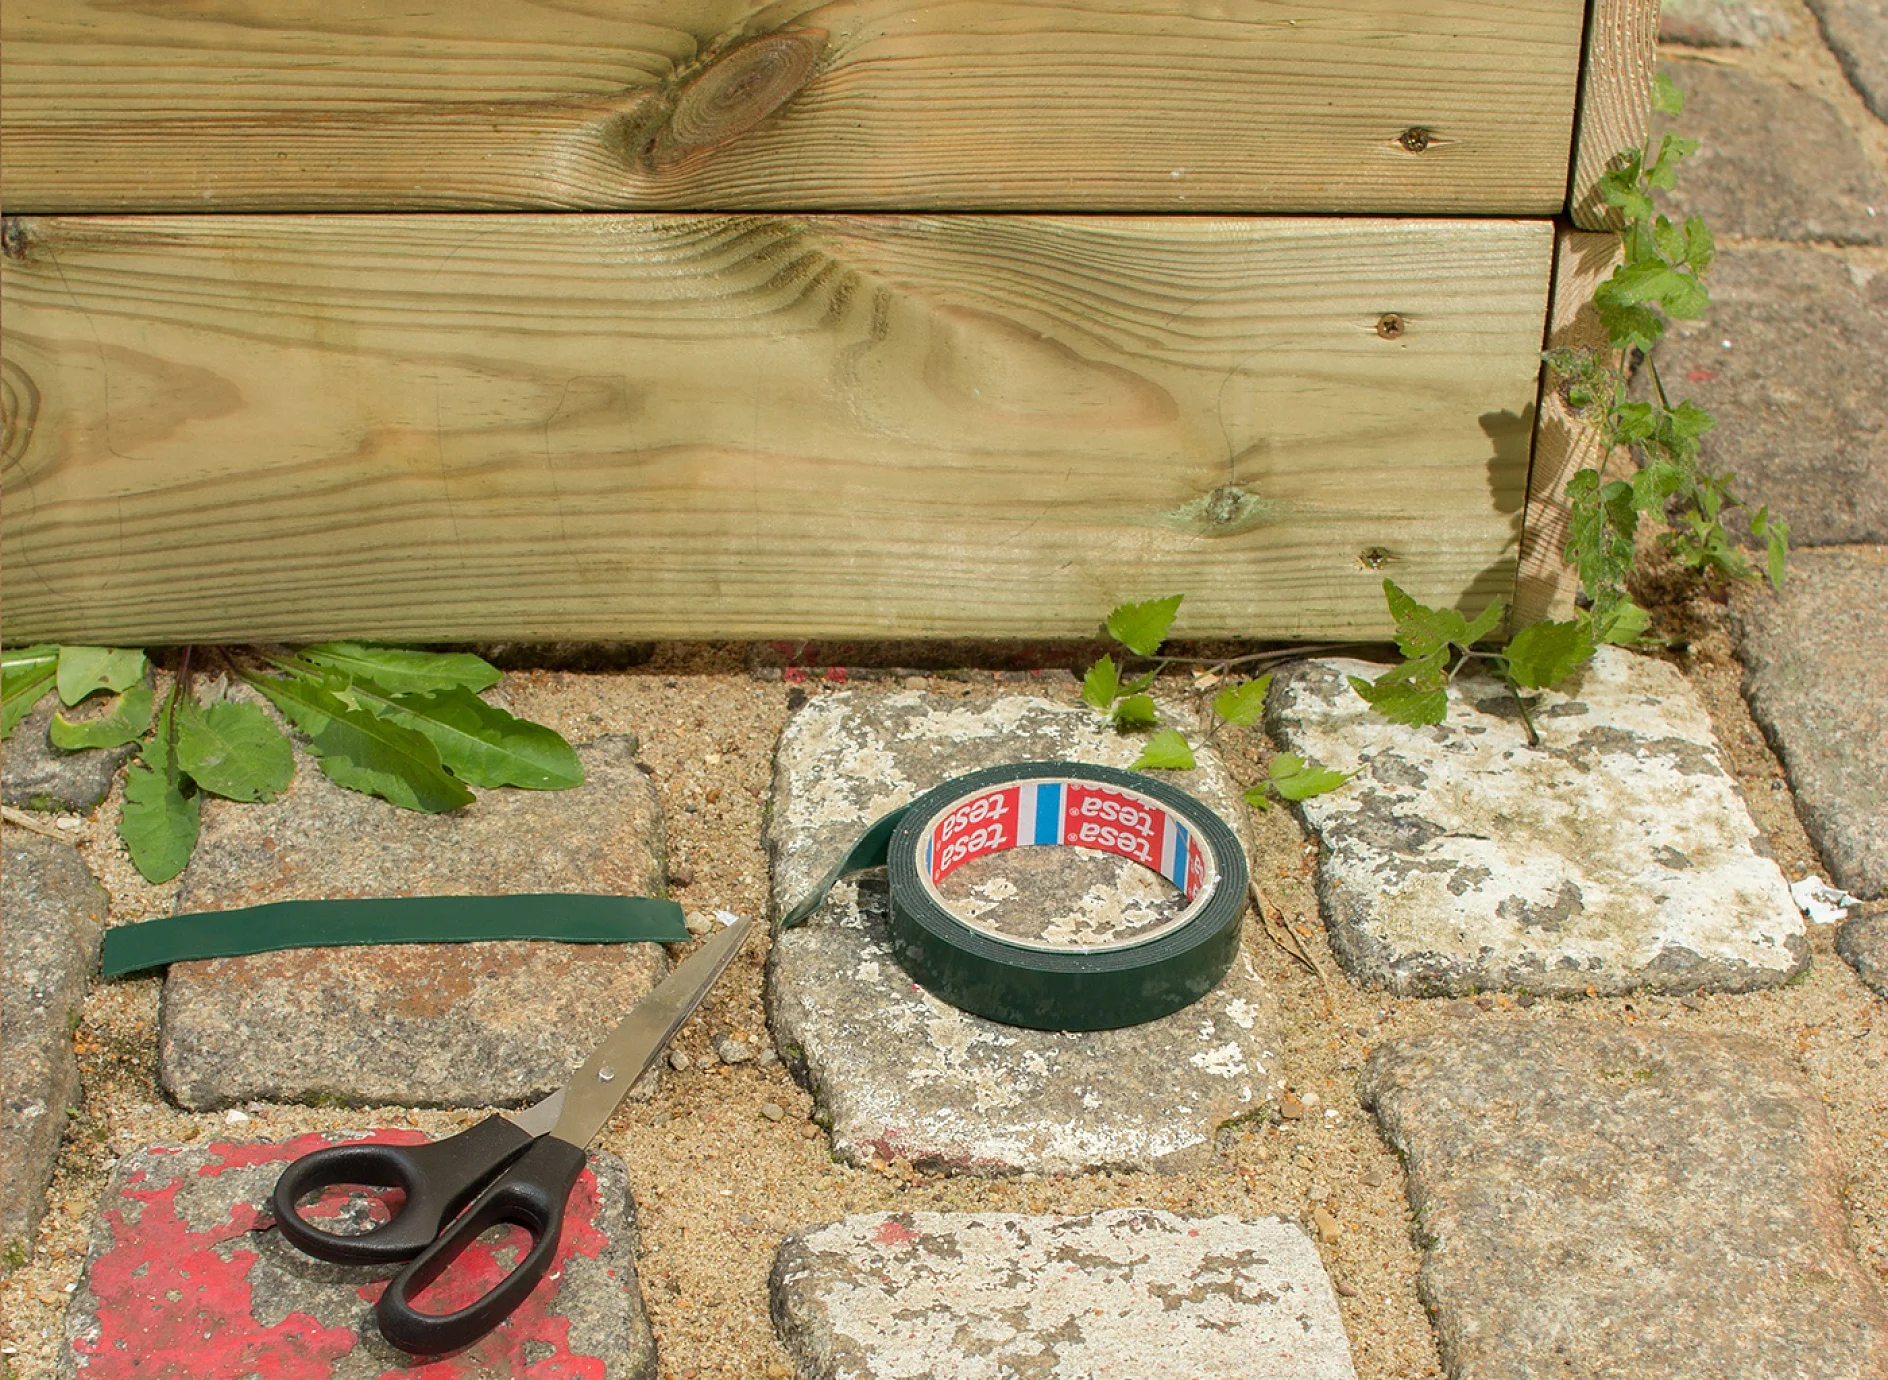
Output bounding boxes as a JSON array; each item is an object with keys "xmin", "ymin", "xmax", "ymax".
[
  {"xmin": 770, "ymin": 1210, "xmax": 1358, "ymax": 1380},
  {"xmin": 1267, "ymin": 648, "xmax": 1805, "ymax": 996},
  {"xmin": 766, "ymin": 692, "xmax": 1281, "ymax": 1175}
]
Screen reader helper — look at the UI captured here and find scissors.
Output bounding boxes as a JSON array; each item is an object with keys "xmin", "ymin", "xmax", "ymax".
[{"xmin": 270, "ymin": 913, "xmax": 753, "ymax": 1355}]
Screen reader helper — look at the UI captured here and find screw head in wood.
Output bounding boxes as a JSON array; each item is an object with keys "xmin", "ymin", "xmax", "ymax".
[{"xmin": 1376, "ymin": 313, "xmax": 1405, "ymax": 340}]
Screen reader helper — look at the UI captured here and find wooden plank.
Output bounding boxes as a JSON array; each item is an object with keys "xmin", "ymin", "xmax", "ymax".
[
  {"xmin": 0, "ymin": 213, "xmax": 1552, "ymax": 645},
  {"xmin": 0, "ymin": 0, "xmax": 1586, "ymax": 214},
  {"xmin": 1568, "ymin": 0, "xmax": 1662, "ymax": 228},
  {"xmin": 1514, "ymin": 228, "xmax": 1622, "ymax": 626}
]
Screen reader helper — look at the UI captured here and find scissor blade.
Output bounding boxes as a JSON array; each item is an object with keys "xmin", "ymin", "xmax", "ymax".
[{"xmin": 549, "ymin": 913, "xmax": 754, "ymax": 1148}]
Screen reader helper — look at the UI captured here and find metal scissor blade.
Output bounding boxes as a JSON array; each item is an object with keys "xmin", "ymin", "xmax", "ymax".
[{"xmin": 548, "ymin": 913, "xmax": 755, "ymax": 1149}]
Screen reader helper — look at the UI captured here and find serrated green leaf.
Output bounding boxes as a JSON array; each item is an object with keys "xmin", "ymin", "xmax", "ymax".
[
  {"xmin": 1120, "ymin": 669, "xmax": 1158, "ymax": 696},
  {"xmin": 1241, "ymin": 784, "xmax": 1274, "ymax": 812},
  {"xmin": 118, "ymin": 732, "xmax": 200, "ymax": 885},
  {"xmin": 1653, "ymin": 71, "xmax": 1684, "ymax": 116},
  {"xmin": 1111, "ymin": 694, "xmax": 1159, "ymax": 731},
  {"xmin": 1667, "ymin": 401, "xmax": 1715, "ymax": 441},
  {"xmin": 1593, "ymin": 599, "xmax": 1652, "ymax": 647},
  {"xmin": 377, "ymin": 687, "xmax": 585, "ymax": 790},
  {"xmin": 1081, "ymin": 655, "xmax": 1121, "ymax": 710},
  {"xmin": 1683, "ymin": 216, "xmax": 1715, "ymax": 274},
  {"xmin": 174, "ymin": 699, "xmax": 296, "ymax": 802},
  {"xmin": 1212, "ymin": 674, "xmax": 1273, "ymax": 727},
  {"xmin": 1505, "ymin": 619, "xmax": 1596, "ymax": 690},
  {"xmin": 1462, "ymin": 598, "xmax": 1507, "ymax": 646},
  {"xmin": 1752, "ymin": 507, "xmax": 1790, "ymax": 591},
  {"xmin": 1131, "ymin": 728, "xmax": 1195, "ymax": 771},
  {"xmin": 1372, "ymin": 648, "xmax": 1450, "ymax": 692},
  {"xmin": 1268, "ymin": 752, "xmax": 1354, "ymax": 802},
  {"xmin": 3, "ymin": 646, "xmax": 59, "ymax": 739},
  {"xmin": 1382, "ymin": 580, "xmax": 1468, "ymax": 658},
  {"xmin": 49, "ymin": 684, "xmax": 156, "ymax": 750},
  {"xmin": 299, "ymin": 642, "xmax": 501, "ymax": 695},
  {"xmin": 1105, "ymin": 595, "xmax": 1183, "ymax": 657},
  {"xmin": 251, "ymin": 673, "xmax": 474, "ymax": 813},
  {"xmin": 1349, "ymin": 674, "xmax": 1448, "ymax": 727},
  {"xmin": 56, "ymin": 647, "xmax": 147, "ymax": 707}
]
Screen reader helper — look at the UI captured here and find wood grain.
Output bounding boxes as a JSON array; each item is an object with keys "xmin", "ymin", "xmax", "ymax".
[
  {"xmin": 1, "ymin": 214, "xmax": 1551, "ymax": 644},
  {"xmin": 1568, "ymin": 0, "xmax": 1662, "ymax": 228},
  {"xmin": 0, "ymin": 0, "xmax": 1586, "ymax": 214},
  {"xmin": 1514, "ymin": 229, "xmax": 1623, "ymax": 626}
]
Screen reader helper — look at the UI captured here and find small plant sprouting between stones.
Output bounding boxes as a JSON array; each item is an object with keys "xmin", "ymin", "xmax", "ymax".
[
  {"xmin": 2, "ymin": 642, "xmax": 583, "ymax": 884},
  {"xmin": 1082, "ymin": 595, "xmax": 1353, "ymax": 812},
  {"xmin": 1350, "ymin": 74, "xmax": 1787, "ymax": 737}
]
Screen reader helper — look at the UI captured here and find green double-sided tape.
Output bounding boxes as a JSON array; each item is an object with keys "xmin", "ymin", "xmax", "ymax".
[
  {"xmin": 100, "ymin": 894, "xmax": 687, "ymax": 978},
  {"xmin": 781, "ymin": 761, "xmax": 1249, "ymax": 1031}
]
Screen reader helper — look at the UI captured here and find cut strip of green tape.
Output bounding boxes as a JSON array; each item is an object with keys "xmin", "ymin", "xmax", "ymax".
[
  {"xmin": 777, "ymin": 807, "xmax": 908, "ymax": 929},
  {"xmin": 100, "ymin": 894, "xmax": 688, "ymax": 978}
]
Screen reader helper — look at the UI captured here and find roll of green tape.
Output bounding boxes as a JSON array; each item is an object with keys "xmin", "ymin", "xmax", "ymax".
[{"xmin": 781, "ymin": 761, "xmax": 1248, "ymax": 1031}]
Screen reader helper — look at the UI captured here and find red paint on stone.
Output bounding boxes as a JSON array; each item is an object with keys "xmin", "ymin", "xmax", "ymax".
[
  {"xmin": 72, "ymin": 1178, "xmax": 360, "ymax": 1377},
  {"xmin": 75, "ymin": 1135, "xmax": 619, "ymax": 1379},
  {"xmin": 872, "ymin": 1220, "xmax": 920, "ymax": 1247}
]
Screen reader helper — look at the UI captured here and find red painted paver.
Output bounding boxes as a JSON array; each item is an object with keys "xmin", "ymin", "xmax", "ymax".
[{"xmin": 63, "ymin": 1133, "xmax": 656, "ymax": 1379}]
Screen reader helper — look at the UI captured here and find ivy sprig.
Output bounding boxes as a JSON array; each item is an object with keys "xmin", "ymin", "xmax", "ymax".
[{"xmin": 1080, "ymin": 595, "xmax": 1350, "ymax": 800}]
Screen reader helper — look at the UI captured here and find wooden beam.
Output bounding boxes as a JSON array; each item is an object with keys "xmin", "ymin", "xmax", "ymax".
[
  {"xmin": 0, "ymin": 0, "xmax": 1586, "ymax": 214},
  {"xmin": 1515, "ymin": 228, "xmax": 1622, "ymax": 626},
  {"xmin": 1, "ymin": 214, "xmax": 1552, "ymax": 645},
  {"xmin": 1567, "ymin": 0, "xmax": 1662, "ymax": 229}
]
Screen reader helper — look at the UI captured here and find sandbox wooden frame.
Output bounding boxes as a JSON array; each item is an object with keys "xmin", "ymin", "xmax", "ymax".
[{"xmin": 0, "ymin": 0, "xmax": 1656, "ymax": 645}]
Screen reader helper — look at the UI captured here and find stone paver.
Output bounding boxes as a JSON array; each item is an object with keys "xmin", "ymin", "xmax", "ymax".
[
  {"xmin": 1655, "ymin": 61, "xmax": 1887, "ymax": 245},
  {"xmin": 60, "ymin": 1135, "xmax": 655, "ymax": 1378},
  {"xmin": 770, "ymin": 1210, "xmax": 1357, "ymax": 1380},
  {"xmin": 3, "ymin": 698, "xmax": 140, "ymax": 814},
  {"xmin": 1648, "ymin": 247, "xmax": 1887, "ymax": 548},
  {"xmin": 1838, "ymin": 907, "xmax": 1888, "ymax": 998},
  {"xmin": 1361, "ymin": 1023, "xmax": 1888, "ymax": 1379},
  {"xmin": 1661, "ymin": 0, "xmax": 1792, "ymax": 47},
  {"xmin": 158, "ymin": 734, "xmax": 670, "ymax": 1110},
  {"xmin": 1267, "ymin": 648, "xmax": 1805, "ymax": 997},
  {"xmin": 1738, "ymin": 547, "xmax": 1888, "ymax": 899},
  {"xmin": 767, "ymin": 691, "xmax": 1281, "ymax": 1175},
  {"xmin": 1811, "ymin": 0, "xmax": 1888, "ymax": 121},
  {"xmin": 3, "ymin": 837, "xmax": 108, "ymax": 1265}
]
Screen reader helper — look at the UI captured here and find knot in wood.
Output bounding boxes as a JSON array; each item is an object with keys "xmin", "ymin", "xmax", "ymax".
[
  {"xmin": 648, "ymin": 31, "xmax": 826, "ymax": 170},
  {"xmin": 1397, "ymin": 126, "xmax": 1432, "ymax": 154}
]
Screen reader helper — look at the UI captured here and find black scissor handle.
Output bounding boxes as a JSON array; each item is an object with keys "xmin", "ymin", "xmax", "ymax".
[
  {"xmin": 270, "ymin": 1115, "xmax": 536, "ymax": 1266},
  {"xmin": 375, "ymin": 1134, "xmax": 588, "ymax": 1355}
]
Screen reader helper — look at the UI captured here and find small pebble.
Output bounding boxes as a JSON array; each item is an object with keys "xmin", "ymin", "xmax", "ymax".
[
  {"xmin": 1475, "ymin": 995, "xmax": 1495, "ymax": 1011},
  {"xmin": 766, "ymin": 1364, "xmax": 792, "ymax": 1379},
  {"xmin": 1680, "ymin": 994, "xmax": 1706, "ymax": 1011},
  {"xmin": 668, "ymin": 1050, "xmax": 691, "ymax": 1072},
  {"xmin": 1311, "ymin": 1206, "xmax": 1341, "ymax": 1243},
  {"xmin": 1516, "ymin": 992, "xmax": 1538, "ymax": 1009},
  {"xmin": 1443, "ymin": 999, "xmax": 1480, "ymax": 1019},
  {"xmin": 223, "ymin": 1108, "xmax": 249, "ymax": 1124},
  {"xmin": 685, "ymin": 911, "xmax": 714, "ymax": 937},
  {"xmin": 671, "ymin": 867, "xmax": 694, "ymax": 888},
  {"xmin": 652, "ymin": 1110, "xmax": 674, "ymax": 1127},
  {"xmin": 1334, "ymin": 1277, "xmax": 1360, "ymax": 1298},
  {"xmin": 714, "ymin": 1036, "xmax": 755, "ymax": 1065},
  {"xmin": 799, "ymin": 1123, "xmax": 820, "ymax": 1139},
  {"xmin": 760, "ymin": 1102, "xmax": 786, "ymax": 1122},
  {"xmin": 903, "ymin": 675, "xmax": 928, "ymax": 691},
  {"xmin": 1300, "ymin": 1090, "xmax": 1320, "ymax": 1109},
  {"xmin": 1360, "ymin": 1165, "xmax": 1386, "ymax": 1187},
  {"xmin": 1278, "ymin": 1091, "xmax": 1305, "ymax": 1120},
  {"xmin": 758, "ymin": 1047, "xmax": 780, "ymax": 1068}
]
